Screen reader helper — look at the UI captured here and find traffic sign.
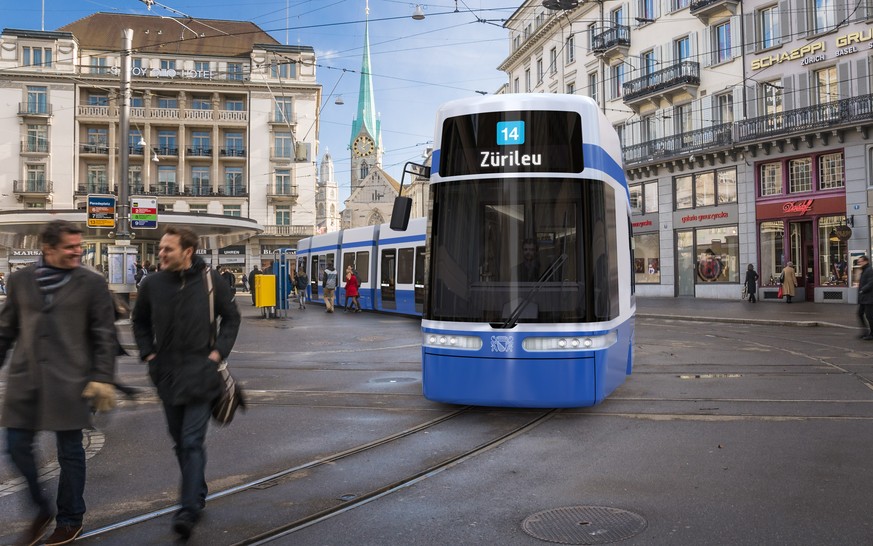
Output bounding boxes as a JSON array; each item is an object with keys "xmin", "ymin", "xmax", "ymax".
[
  {"xmin": 87, "ymin": 195, "xmax": 116, "ymax": 229},
  {"xmin": 130, "ymin": 197, "xmax": 158, "ymax": 229}
]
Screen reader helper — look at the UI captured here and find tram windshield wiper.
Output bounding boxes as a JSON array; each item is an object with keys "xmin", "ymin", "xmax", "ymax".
[{"xmin": 501, "ymin": 253, "xmax": 568, "ymax": 329}]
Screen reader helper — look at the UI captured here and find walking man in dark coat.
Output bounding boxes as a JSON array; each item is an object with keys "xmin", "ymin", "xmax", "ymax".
[
  {"xmin": 249, "ymin": 265, "xmax": 261, "ymax": 306},
  {"xmin": 857, "ymin": 255, "xmax": 873, "ymax": 339},
  {"xmin": 0, "ymin": 220, "xmax": 117, "ymax": 545},
  {"xmin": 132, "ymin": 226, "xmax": 240, "ymax": 539}
]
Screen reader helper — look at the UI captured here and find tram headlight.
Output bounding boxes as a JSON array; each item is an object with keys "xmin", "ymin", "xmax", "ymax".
[
  {"xmin": 522, "ymin": 331, "xmax": 617, "ymax": 351},
  {"xmin": 423, "ymin": 333, "xmax": 482, "ymax": 350}
]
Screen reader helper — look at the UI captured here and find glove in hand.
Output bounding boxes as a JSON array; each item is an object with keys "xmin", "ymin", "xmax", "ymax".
[{"xmin": 82, "ymin": 381, "xmax": 116, "ymax": 412}]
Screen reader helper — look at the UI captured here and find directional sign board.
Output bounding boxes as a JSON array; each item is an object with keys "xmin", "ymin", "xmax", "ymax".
[
  {"xmin": 130, "ymin": 197, "xmax": 158, "ymax": 229},
  {"xmin": 87, "ymin": 195, "xmax": 116, "ymax": 229}
]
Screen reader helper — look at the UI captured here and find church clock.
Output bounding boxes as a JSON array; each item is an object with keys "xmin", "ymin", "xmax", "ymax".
[{"xmin": 353, "ymin": 135, "xmax": 375, "ymax": 157}]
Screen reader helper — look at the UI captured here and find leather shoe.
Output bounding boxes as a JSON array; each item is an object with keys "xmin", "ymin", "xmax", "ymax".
[
  {"xmin": 18, "ymin": 511, "xmax": 53, "ymax": 546},
  {"xmin": 172, "ymin": 510, "xmax": 199, "ymax": 539},
  {"xmin": 44, "ymin": 524, "xmax": 83, "ymax": 546},
  {"xmin": 862, "ymin": 335, "xmax": 873, "ymax": 340}
]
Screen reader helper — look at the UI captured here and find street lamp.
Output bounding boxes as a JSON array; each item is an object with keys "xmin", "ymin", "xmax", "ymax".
[{"xmin": 542, "ymin": 0, "xmax": 579, "ymax": 10}]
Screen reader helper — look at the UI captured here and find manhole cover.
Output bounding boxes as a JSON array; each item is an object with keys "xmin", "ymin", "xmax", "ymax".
[{"xmin": 522, "ymin": 506, "xmax": 647, "ymax": 545}]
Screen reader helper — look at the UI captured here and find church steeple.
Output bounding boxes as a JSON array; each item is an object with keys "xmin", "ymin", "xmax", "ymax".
[{"xmin": 350, "ymin": 1, "xmax": 380, "ymax": 148}]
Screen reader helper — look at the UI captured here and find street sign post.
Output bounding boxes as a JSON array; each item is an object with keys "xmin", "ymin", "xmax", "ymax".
[
  {"xmin": 87, "ymin": 195, "xmax": 117, "ymax": 229},
  {"xmin": 130, "ymin": 197, "xmax": 158, "ymax": 229}
]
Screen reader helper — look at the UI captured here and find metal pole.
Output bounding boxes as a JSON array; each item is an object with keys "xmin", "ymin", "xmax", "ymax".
[{"xmin": 118, "ymin": 28, "xmax": 133, "ymax": 239}]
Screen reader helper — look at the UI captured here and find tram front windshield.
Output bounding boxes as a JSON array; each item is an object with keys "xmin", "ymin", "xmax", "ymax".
[{"xmin": 427, "ymin": 178, "xmax": 619, "ymax": 325}]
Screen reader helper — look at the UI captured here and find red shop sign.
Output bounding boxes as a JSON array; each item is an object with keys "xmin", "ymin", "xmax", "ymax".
[
  {"xmin": 782, "ymin": 199, "xmax": 814, "ymax": 215},
  {"xmin": 756, "ymin": 195, "xmax": 845, "ymax": 219}
]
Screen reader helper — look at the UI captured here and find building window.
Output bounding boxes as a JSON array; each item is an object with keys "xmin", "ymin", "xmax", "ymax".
[
  {"xmin": 189, "ymin": 204, "xmax": 208, "ymax": 214},
  {"xmin": 157, "ymin": 165, "xmax": 176, "ymax": 195},
  {"xmin": 565, "ymin": 34, "xmax": 575, "ymax": 64},
  {"xmin": 87, "ymin": 93, "xmax": 108, "ymax": 106},
  {"xmin": 641, "ymin": 49, "xmax": 657, "ymax": 76},
  {"xmin": 276, "ymin": 205, "xmax": 291, "ymax": 225},
  {"xmin": 761, "ymin": 81, "xmax": 783, "ymax": 129},
  {"xmin": 157, "ymin": 130, "xmax": 177, "ymax": 155},
  {"xmin": 360, "ymin": 160, "xmax": 369, "ymax": 179},
  {"xmin": 634, "ymin": 233, "xmax": 660, "ymax": 284},
  {"xmin": 525, "ymin": 68, "xmax": 531, "ymax": 92},
  {"xmin": 819, "ymin": 215, "xmax": 848, "ymax": 285},
  {"xmin": 191, "ymin": 166, "xmax": 210, "ymax": 195},
  {"xmin": 566, "ymin": 82, "xmax": 575, "ymax": 95},
  {"xmin": 549, "ymin": 47, "xmax": 557, "ymax": 74},
  {"xmin": 225, "ymin": 98, "xmax": 245, "ymax": 111},
  {"xmin": 674, "ymin": 103, "xmax": 693, "ymax": 135},
  {"xmin": 788, "ymin": 158, "xmax": 812, "ymax": 193},
  {"xmin": 715, "ymin": 92, "xmax": 733, "ymax": 124},
  {"xmin": 129, "ymin": 166, "xmax": 143, "ymax": 193},
  {"xmin": 629, "ymin": 181, "xmax": 658, "ymax": 214},
  {"xmin": 275, "ymin": 97, "xmax": 293, "ymax": 123},
  {"xmin": 132, "ymin": 58, "xmax": 143, "ymax": 70},
  {"xmin": 758, "ymin": 5, "xmax": 779, "ymax": 49},
  {"xmin": 714, "ymin": 21, "xmax": 732, "ymax": 63},
  {"xmin": 671, "ymin": 0, "xmax": 689, "ymax": 10},
  {"xmin": 588, "ymin": 72, "xmax": 598, "ymax": 103},
  {"xmin": 514, "ymin": 78, "xmax": 520, "ymax": 93},
  {"xmin": 194, "ymin": 60, "xmax": 210, "ymax": 74},
  {"xmin": 223, "ymin": 205, "xmax": 241, "ymax": 217},
  {"xmin": 86, "ymin": 128, "xmax": 108, "ymax": 152},
  {"xmin": 22, "ymin": 46, "xmax": 52, "ymax": 68},
  {"xmin": 674, "ymin": 168, "xmax": 737, "ymax": 209},
  {"xmin": 26, "ymin": 86, "xmax": 48, "ymax": 114},
  {"xmin": 225, "ymin": 133, "xmax": 244, "ymax": 155},
  {"xmin": 760, "ymin": 162, "xmax": 782, "ymax": 196},
  {"xmin": 191, "ymin": 97, "xmax": 211, "ymax": 110},
  {"xmin": 274, "ymin": 132, "xmax": 293, "ymax": 158},
  {"xmin": 536, "ymin": 58, "xmax": 543, "ymax": 84},
  {"xmin": 815, "ymin": 66, "xmax": 838, "ymax": 104},
  {"xmin": 275, "ymin": 169, "xmax": 292, "ymax": 194},
  {"xmin": 271, "ymin": 60, "xmax": 296, "ymax": 79},
  {"xmin": 131, "ymin": 96, "xmax": 143, "ymax": 108},
  {"xmin": 191, "ymin": 131, "xmax": 210, "ymax": 154},
  {"xmin": 818, "ymin": 152, "xmax": 844, "ymax": 190},
  {"xmin": 638, "ymin": 0, "xmax": 655, "ymax": 21},
  {"xmin": 90, "ymin": 57, "xmax": 110, "ymax": 74},
  {"xmin": 759, "ymin": 221, "xmax": 785, "ymax": 285},
  {"xmin": 27, "ymin": 124, "xmax": 48, "ymax": 153},
  {"xmin": 26, "ymin": 164, "xmax": 46, "ymax": 191},
  {"xmin": 227, "ymin": 62, "xmax": 244, "ymax": 81},
  {"xmin": 160, "ymin": 59, "xmax": 176, "ymax": 70},
  {"xmin": 611, "ymin": 63, "xmax": 625, "ymax": 99},
  {"xmin": 674, "ymin": 36, "xmax": 690, "ymax": 62},
  {"xmin": 157, "ymin": 96, "xmax": 178, "ymax": 109},
  {"xmin": 815, "ymin": 0, "xmax": 836, "ymax": 33},
  {"xmin": 225, "ymin": 167, "xmax": 243, "ymax": 195}
]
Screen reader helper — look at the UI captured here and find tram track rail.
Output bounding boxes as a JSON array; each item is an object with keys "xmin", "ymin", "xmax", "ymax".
[{"xmin": 77, "ymin": 407, "xmax": 557, "ymax": 544}]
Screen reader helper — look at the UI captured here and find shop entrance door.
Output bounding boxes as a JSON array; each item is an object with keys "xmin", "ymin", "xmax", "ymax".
[
  {"xmin": 788, "ymin": 221, "xmax": 814, "ymax": 302},
  {"xmin": 676, "ymin": 230, "xmax": 694, "ymax": 297}
]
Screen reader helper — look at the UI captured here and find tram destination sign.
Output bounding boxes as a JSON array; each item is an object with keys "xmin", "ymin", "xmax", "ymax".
[
  {"xmin": 439, "ymin": 110, "xmax": 584, "ymax": 177},
  {"xmin": 130, "ymin": 197, "xmax": 158, "ymax": 229},
  {"xmin": 87, "ymin": 194, "xmax": 116, "ymax": 229}
]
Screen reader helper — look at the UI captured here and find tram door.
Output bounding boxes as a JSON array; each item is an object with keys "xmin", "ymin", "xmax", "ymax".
[
  {"xmin": 381, "ymin": 249, "xmax": 396, "ymax": 310},
  {"xmin": 310, "ymin": 256, "xmax": 319, "ymax": 301},
  {"xmin": 414, "ymin": 245, "xmax": 425, "ymax": 313}
]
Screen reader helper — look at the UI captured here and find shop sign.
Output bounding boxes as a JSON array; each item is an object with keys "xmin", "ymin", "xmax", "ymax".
[
  {"xmin": 783, "ymin": 199, "xmax": 814, "ymax": 216},
  {"xmin": 835, "ymin": 225, "xmax": 852, "ymax": 241},
  {"xmin": 631, "ymin": 213, "xmax": 658, "ymax": 232},
  {"xmin": 11, "ymin": 249, "xmax": 41, "ymax": 257},
  {"xmin": 218, "ymin": 246, "xmax": 245, "ymax": 255}
]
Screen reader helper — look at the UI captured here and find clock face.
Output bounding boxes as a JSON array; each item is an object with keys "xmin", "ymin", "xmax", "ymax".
[{"xmin": 353, "ymin": 135, "xmax": 374, "ymax": 157}]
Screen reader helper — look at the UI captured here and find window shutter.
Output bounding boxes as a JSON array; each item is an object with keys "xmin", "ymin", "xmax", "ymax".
[
  {"xmin": 744, "ymin": 13, "xmax": 757, "ymax": 54},
  {"xmin": 696, "ymin": 30, "xmax": 712, "ymax": 68},
  {"xmin": 746, "ymin": 84, "xmax": 758, "ymax": 119},
  {"xmin": 857, "ymin": 58, "xmax": 870, "ymax": 96},
  {"xmin": 730, "ymin": 16, "xmax": 741, "ymax": 60},
  {"xmin": 778, "ymin": 2, "xmax": 791, "ymax": 44},
  {"xmin": 838, "ymin": 62, "xmax": 851, "ymax": 99},
  {"xmin": 795, "ymin": 0, "xmax": 807, "ymax": 36},
  {"xmin": 783, "ymin": 76, "xmax": 795, "ymax": 111}
]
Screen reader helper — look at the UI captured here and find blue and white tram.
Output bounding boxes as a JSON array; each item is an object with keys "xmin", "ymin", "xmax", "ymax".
[
  {"xmin": 295, "ymin": 218, "xmax": 427, "ymax": 315},
  {"xmin": 421, "ymin": 94, "xmax": 635, "ymax": 408}
]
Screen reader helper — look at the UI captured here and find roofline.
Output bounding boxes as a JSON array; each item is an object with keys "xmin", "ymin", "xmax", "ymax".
[{"xmin": 2, "ymin": 29, "xmax": 75, "ymax": 40}]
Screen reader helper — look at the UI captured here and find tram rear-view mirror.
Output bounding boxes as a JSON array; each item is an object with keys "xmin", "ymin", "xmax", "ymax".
[{"xmin": 390, "ymin": 196, "xmax": 412, "ymax": 231}]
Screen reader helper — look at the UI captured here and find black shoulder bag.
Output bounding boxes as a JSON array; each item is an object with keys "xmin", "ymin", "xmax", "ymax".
[{"xmin": 205, "ymin": 268, "xmax": 246, "ymax": 425}]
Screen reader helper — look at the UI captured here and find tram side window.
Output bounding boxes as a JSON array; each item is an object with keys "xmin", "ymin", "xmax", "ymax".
[
  {"xmin": 398, "ymin": 248, "xmax": 415, "ymax": 284},
  {"xmin": 414, "ymin": 246, "xmax": 425, "ymax": 287},
  {"xmin": 355, "ymin": 251, "xmax": 369, "ymax": 283},
  {"xmin": 342, "ymin": 252, "xmax": 355, "ymax": 278},
  {"xmin": 310, "ymin": 256, "xmax": 318, "ymax": 292}
]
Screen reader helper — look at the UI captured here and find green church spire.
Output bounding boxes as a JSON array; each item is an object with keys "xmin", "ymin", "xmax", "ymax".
[{"xmin": 350, "ymin": 2, "xmax": 380, "ymax": 148}]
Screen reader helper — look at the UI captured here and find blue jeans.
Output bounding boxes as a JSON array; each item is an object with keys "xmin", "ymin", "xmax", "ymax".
[
  {"xmin": 6, "ymin": 428, "xmax": 86, "ymax": 526},
  {"xmin": 162, "ymin": 401, "xmax": 211, "ymax": 515}
]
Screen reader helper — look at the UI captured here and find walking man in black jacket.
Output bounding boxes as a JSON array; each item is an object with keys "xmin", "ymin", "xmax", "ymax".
[
  {"xmin": 857, "ymin": 255, "xmax": 873, "ymax": 339},
  {"xmin": 132, "ymin": 226, "xmax": 240, "ymax": 539}
]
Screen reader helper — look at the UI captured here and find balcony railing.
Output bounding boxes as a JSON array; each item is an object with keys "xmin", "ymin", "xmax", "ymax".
[
  {"xmin": 185, "ymin": 109, "xmax": 214, "ymax": 121},
  {"xmin": 188, "ymin": 185, "xmax": 212, "ymax": 196},
  {"xmin": 268, "ymin": 184, "xmax": 298, "ymax": 197},
  {"xmin": 622, "ymin": 61, "xmax": 700, "ymax": 102},
  {"xmin": 21, "ymin": 140, "xmax": 49, "ymax": 153},
  {"xmin": 591, "ymin": 25, "xmax": 630, "ymax": 54},
  {"xmin": 222, "ymin": 185, "xmax": 247, "ymax": 197},
  {"xmin": 14, "ymin": 179, "xmax": 53, "ymax": 194},
  {"xmin": 187, "ymin": 147, "xmax": 213, "ymax": 157},
  {"xmin": 78, "ymin": 105, "xmax": 112, "ymax": 117},
  {"xmin": 690, "ymin": 0, "xmax": 738, "ymax": 12},
  {"xmin": 81, "ymin": 143, "xmax": 110, "ymax": 154},
  {"xmin": 19, "ymin": 102, "xmax": 52, "ymax": 116},
  {"xmin": 77, "ymin": 183, "xmax": 110, "ymax": 194},
  {"xmin": 218, "ymin": 110, "xmax": 248, "ymax": 122},
  {"xmin": 154, "ymin": 147, "xmax": 179, "ymax": 156},
  {"xmin": 261, "ymin": 224, "xmax": 315, "ymax": 237},
  {"xmin": 221, "ymin": 147, "xmax": 246, "ymax": 157},
  {"xmin": 151, "ymin": 108, "xmax": 180, "ymax": 120},
  {"xmin": 624, "ymin": 123, "xmax": 733, "ymax": 165},
  {"xmin": 128, "ymin": 145, "xmax": 144, "ymax": 155},
  {"xmin": 734, "ymin": 95, "xmax": 873, "ymax": 143}
]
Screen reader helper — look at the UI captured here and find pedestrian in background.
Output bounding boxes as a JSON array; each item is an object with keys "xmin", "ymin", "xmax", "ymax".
[
  {"xmin": 781, "ymin": 261, "xmax": 797, "ymax": 303},
  {"xmin": 241, "ymin": 272, "xmax": 249, "ymax": 292},
  {"xmin": 345, "ymin": 265, "xmax": 361, "ymax": 312},
  {"xmin": 322, "ymin": 261, "xmax": 338, "ymax": 313},
  {"xmin": 295, "ymin": 268, "xmax": 308, "ymax": 309},
  {"xmin": 132, "ymin": 226, "xmax": 241, "ymax": 539},
  {"xmin": 0, "ymin": 220, "xmax": 117, "ymax": 546},
  {"xmin": 221, "ymin": 266, "xmax": 236, "ymax": 295},
  {"xmin": 249, "ymin": 265, "xmax": 261, "ymax": 306},
  {"xmin": 857, "ymin": 255, "xmax": 873, "ymax": 339},
  {"xmin": 745, "ymin": 264, "xmax": 759, "ymax": 303}
]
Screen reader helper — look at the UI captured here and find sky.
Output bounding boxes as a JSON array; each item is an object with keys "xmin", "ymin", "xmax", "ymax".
[{"xmin": 2, "ymin": 0, "xmax": 517, "ymax": 206}]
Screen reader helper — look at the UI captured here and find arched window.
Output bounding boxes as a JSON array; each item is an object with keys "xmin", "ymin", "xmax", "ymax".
[
  {"xmin": 368, "ymin": 210, "xmax": 384, "ymax": 225},
  {"xmin": 360, "ymin": 161, "xmax": 369, "ymax": 179}
]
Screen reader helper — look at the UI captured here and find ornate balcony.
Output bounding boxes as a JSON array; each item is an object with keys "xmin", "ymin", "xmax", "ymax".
[
  {"xmin": 267, "ymin": 184, "xmax": 299, "ymax": 204},
  {"xmin": 80, "ymin": 143, "xmax": 110, "ymax": 155},
  {"xmin": 76, "ymin": 183, "xmax": 111, "ymax": 195},
  {"xmin": 622, "ymin": 61, "xmax": 700, "ymax": 110},
  {"xmin": 220, "ymin": 147, "xmax": 246, "ymax": 158},
  {"xmin": 21, "ymin": 140, "xmax": 50, "ymax": 154},
  {"xmin": 734, "ymin": 94, "xmax": 873, "ymax": 144},
  {"xmin": 13, "ymin": 179, "xmax": 53, "ymax": 198},
  {"xmin": 591, "ymin": 24, "xmax": 630, "ymax": 60},
  {"xmin": 18, "ymin": 102, "xmax": 52, "ymax": 117},
  {"xmin": 260, "ymin": 224, "xmax": 314, "ymax": 238},
  {"xmin": 187, "ymin": 147, "xmax": 213, "ymax": 157},
  {"xmin": 153, "ymin": 147, "xmax": 179, "ymax": 156},
  {"xmin": 623, "ymin": 123, "xmax": 732, "ymax": 166},
  {"xmin": 690, "ymin": 0, "xmax": 740, "ymax": 25}
]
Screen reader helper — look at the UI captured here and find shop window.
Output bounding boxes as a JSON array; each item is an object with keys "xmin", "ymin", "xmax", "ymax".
[
  {"xmin": 819, "ymin": 215, "xmax": 848, "ymax": 286},
  {"xmin": 633, "ymin": 232, "xmax": 660, "ymax": 284},
  {"xmin": 788, "ymin": 158, "xmax": 812, "ymax": 193},
  {"xmin": 717, "ymin": 169, "xmax": 737, "ymax": 204},
  {"xmin": 695, "ymin": 172, "xmax": 715, "ymax": 207},
  {"xmin": 675, "ymin": 175, "xmax": 693, "ymax": 209},
  {"xmin": 630, "ymin": 182, "xmax": 658, "ymax": 215},
  {"xmin": 696, "ymin": 226, "xmax": 739, "ymax": 283},
  {"xmin": 759, "ymin": 221, "xmax": 784, "ymax": 285},
  {"xmin": 818, "ymin": 152, "xmax": 844, "ymax": 190},
  {"xmin": 760, "ymin": 162, "xmax": 782, "ymax": 196}
]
